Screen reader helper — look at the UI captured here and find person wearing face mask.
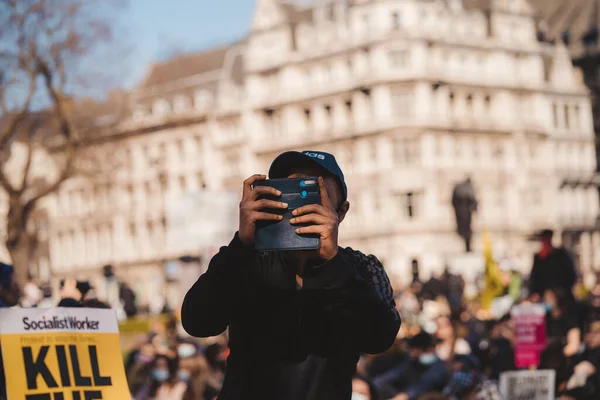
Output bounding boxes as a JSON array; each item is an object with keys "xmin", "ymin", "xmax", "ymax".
[
  {"xmin": 373, "ymin": 332, "xmax": 449, "ymax": 400},
  {"xmin": 177, "ymin": 344, "xmax": 211, "ymax": 400},
  {"xmin": 135, "ymin": 355, "xmax": 187, "ymax": 400},
  {"xmin": 127, "ymin": 341, "xmax": 156, "ymax": 395}
]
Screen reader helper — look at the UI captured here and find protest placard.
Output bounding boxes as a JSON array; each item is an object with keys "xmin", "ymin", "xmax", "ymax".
[
  {"xmin": 499, "ymin": 370, "xmax": 555, "ymax": 400},
  {"xmin": 0, "ymin": 307, "xmax": 130, "ymax": 399},
  {"xmin": 512, "ymin": 302, "xmax": 547, "ymax": 368}
]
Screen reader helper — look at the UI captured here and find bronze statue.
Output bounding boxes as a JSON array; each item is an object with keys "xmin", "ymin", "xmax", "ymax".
[{"xmin": 452, "ymin": 178, "xmax": 478, "ymax": 253}]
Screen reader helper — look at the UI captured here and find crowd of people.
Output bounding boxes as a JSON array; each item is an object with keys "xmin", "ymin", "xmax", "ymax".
[
  {"xmin": 92, "ymin": 230, "xmax": 600, "ymax": 400},
  {"xmin": 3, "ymin": 227, "xmax": 600, "ymax": 399}
]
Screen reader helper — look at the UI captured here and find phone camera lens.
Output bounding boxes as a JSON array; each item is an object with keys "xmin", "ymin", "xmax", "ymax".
[{"xmin": 300, "ymin": 190, "xmax": 308, "ymax": 198}]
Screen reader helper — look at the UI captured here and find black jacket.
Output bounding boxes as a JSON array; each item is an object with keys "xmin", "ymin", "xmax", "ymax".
[
  {"xmin": 181, "ymin": 233, "xmax": 400, "ymax": 400},
  {"xmin": 529, "ymin": 247, "xmax": 576, "ymax": 297}
]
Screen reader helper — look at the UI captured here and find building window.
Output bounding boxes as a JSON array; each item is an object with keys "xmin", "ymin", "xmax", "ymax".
[
  {"xmin": 158, "ymin": 142, "xmax": 166, "ymax": 161},
  {"xmin": 564, "ymin": 104, "xmax": 570, "ymax": 128},
  {"xmin": 484, "ymin": 95, "xmax": 491, "ymax": 110},
  {"xmin": 153, "ymin": 99, "xmax": 171, "ymax": 116},
  {"xmin": 179, "ymin": 175, "xmax": 187, "ymax": 192},
  {"xmin": 264, "ymin": 109, "xmax": 282, "ymax": 137},
  {"xmin": 392, "ymin": 12, "xmax": 401, "ymax": 29},
  {"xmin": 389, "ymin": 50, "xmax": 409, "ymax": 67},
  {"xmin": 494, "ymin": 141, "xmax": 504, "ymax": 159},
  {"xmin": 466, "ymin": 94, "xmax": 473, "ymax": 111},
  {"xmin": 574, "ymin": 104, "xmax": 581, "ymax": 128},
  {"xmin": 304, "ymin": 108, "xmax": 311, "ymax": 124},
  {"xmin": 552, "ymin": 103, "xmax": 559, "ymax": 128},
  {"xmin": 197, "ymin": 172, "xmax": 206, "ymax": 189},
  {"xmin": 176, "ymin": 139, "xmax": 185, "ymax": 158},
  {"xmin": 173, "ymin": 95, "xmax": 190, "ymax": 113},
  {"xmin": 403, "ymin": 192, "xmax": 418, "ymax": 219},
  {"xmin": 324, "ymin": 104, "xmax": 332, "ymax": 117},
  {"xmin": 195, "ymin": 90, "xmax": 212, "ymax": 110},
  {"xmin": 393, "ymin": 138, "xmax": 419, "ymax": 166},
  {"xmin": 391, "ymin": 89, "xmax": 413, "ymax": 117}
]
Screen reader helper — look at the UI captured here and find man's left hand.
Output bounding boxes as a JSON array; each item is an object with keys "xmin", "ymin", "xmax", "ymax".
[
  {"xmin": 392, "ymin": 394, "xmax": 409, "ymax": 400},
  {"xmin": 290, "ymin": 176, "xmax": 339, "ymax": 261}
]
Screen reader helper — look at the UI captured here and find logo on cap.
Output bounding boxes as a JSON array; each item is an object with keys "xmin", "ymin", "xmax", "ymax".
[{"xmin": 303, "ymin": 152, "xmax": 325, "ymax": 160}]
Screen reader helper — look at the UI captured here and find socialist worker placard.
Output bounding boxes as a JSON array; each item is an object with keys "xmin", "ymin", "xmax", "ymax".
[{"xmin": 0, "ymin": 307, "xmax": 130, "ymax": 400}]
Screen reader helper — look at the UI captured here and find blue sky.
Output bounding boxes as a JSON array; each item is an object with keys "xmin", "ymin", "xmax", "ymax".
[{"xmin": 121, "ymin": 0, "xmax": 256, "ymax": 87}]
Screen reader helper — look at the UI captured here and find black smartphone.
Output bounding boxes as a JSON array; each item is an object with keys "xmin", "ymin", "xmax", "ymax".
[{"xmin": 253, "ymin": 177, "xmax": 321, "ymax": 251}]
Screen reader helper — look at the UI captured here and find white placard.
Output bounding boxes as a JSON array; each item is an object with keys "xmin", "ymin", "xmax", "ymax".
[
  {"xmin": 0, "ymin": 307, "xmax": 119, "ymax": 334},
  {"xmin": 499, "ymin": 370, "xmax": 555, "ymax": 400}
]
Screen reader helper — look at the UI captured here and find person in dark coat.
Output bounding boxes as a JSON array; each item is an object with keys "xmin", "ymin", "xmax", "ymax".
[
  {"xmin": 181, "ymin": 151, "xmax": 400, "ymax": 400},
  {"xmin": 451, "ymin": 178, "xmax": 477, "ymax": 253},
  {"xmin": 528, "ymin": 229, "xmax": 577, "ymax": 302},
  {"xmin": 0, "ymin": 263, "xmax": 20, "ymax": 400}
]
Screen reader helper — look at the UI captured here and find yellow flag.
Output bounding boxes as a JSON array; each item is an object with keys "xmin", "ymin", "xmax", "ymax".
[{"xmin": 481, "ymin": 230, "xmax": 505, "ymax": 311}]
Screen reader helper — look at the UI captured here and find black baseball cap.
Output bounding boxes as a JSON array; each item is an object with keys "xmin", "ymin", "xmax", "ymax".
[{"xmin": 268, "ymin": 150, "xmax": 348, "ymax": 202}]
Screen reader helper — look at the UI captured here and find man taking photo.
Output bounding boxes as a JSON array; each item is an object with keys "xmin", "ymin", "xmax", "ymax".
[{"xmin": 182, "ymin": 150, "xmax": 401, "ymax": 400}]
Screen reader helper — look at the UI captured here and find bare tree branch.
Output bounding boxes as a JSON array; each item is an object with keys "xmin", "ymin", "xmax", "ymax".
[
  {"xmin": 0, "ymin": 68, "xmax": 38, "ymax": 149},
  {"xmin": 0, "ymin": 168, "xmax": 16, "ymax": 195},
  {"xmin": 0, "ymin": 0, "xmax": 127, "ymax": 283},
  {"xmin": 26, "ymin": 142, "xmax": 75, "ymax": 207},
  {"xmin": 19, "ymin": 140, "xmax": 35, "ymax": 194}
]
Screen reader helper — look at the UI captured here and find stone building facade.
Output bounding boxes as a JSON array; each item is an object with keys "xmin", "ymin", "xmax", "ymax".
[{"xmin": 11, "ymin": 0, "xmax": 599, "ymax": 308}]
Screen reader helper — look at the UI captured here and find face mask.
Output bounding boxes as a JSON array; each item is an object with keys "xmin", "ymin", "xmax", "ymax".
[
  {"xmin": 419, "ymin": 353, "xmax": 437, "ymax": 365},
  {"xmin": 152, "ymin": 368, "xmax": 169, "ymax": 382},
  {"xmin": 351, "ymin": 393, "xmax": 369, "ymax": 400},
  {"xmin": 178, "ymin": 343, "xmax": 196, "ymax": 359},
  {"xmin": 177, "ymin": 370, "xmax": 191, "ymax": 383}
]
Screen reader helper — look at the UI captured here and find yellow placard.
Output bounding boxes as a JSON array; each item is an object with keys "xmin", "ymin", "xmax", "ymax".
[{"xmin": 0, "ymin": 308, "xmax": 130, "ymax": 400}]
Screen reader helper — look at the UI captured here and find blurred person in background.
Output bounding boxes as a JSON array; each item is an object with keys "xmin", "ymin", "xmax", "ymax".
[
  {"xmin": 0, "ymin": 262, "xmax": 19, "ymax": 400},
  {"xmin": 529, "ymin": 229, "xmax": 576, "ymax": 302},
  {"xmin": 181, "ymin": 151, "xmax": 400, "ymax": 400},
  {"xmin": 373, "ymin": 332, "xmax": 449, "ymax": 400},
  {"xmin": 539, "ymin": 340, "xmax": 578, "ymax": 395},
  {"xmin": 480, "ymin": 317, "xmax": 515, "ymax": 381},
  {"xmin": 435, "ymin": 315, "xmax": 471, "ymax": 362},
  {"xmin": 21, "ymin": 275, "xmax": 42, "ymax": 307},
  {"xmin": 544, "ymin": 287, "xmax": 581, "ymax": 357},
  {"xmin": 203, "ymin": 342, "xmax": 227, "ymax": 396},
  {"xmin": 0, "ymin": 263, "xmax": 18, "ymax": 308},
  {"xmin": 135, "ymin": 354, "xmax": 187, "ymax": 400},
  {"xmin": 127, "ymin": 337, "xmax": 157, "ymax": 395},
  {"xmin": 398, "ymin": 283, "xmax": 421, "ymax": 329},
  {"xmin": 176, "ymin": 340, "xmax": 211, "ymax": 399},
  {"xmin": 443, "ymin": 354, "xmax": 482, "ymax": 400}
]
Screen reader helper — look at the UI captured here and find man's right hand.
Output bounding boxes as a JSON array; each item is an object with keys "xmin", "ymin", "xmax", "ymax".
[{"xmin": 238, "ymin": 174, "xmax": 287, "ymax": 246}]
